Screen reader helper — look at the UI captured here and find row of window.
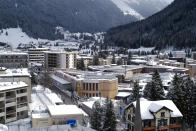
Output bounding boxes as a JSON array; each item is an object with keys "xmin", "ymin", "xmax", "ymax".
[
  {"xmin": 83, "ymin": 93, "xmax": 99, "ymax": 97},
  {"xmin": 83, "ymin": 83, "xmax": 99, "ymax": 91},
  {"xmin": 0, "ymin": 60, "xmax": 27, "ymax": 63},
  {"xmin": 0, "ymin": 56, "xmax": 27, "ymax": 59}
]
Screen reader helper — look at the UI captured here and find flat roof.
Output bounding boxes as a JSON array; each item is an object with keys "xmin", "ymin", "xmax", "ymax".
[
  {"xmin": 116, "ymin": 92, "xmax": 131, "ymax": 98},
  {"xmin": 32, "ymin": 113, "xmax": 50, "ymax": 119},
  {"xmin": 0, "ymin": 68, "xmax": 30, "ymax": 77},
  {"xmin": 50, "ymin": 74, "xmax": 70, "ymax": 84},
  {"xmin": 0, "ymin": 81, "xmax": 28, "ymax": 91},
  {"xmin": 45, "ymin": 93, "xmax": 63, "ymax": 105},
  {"xmin": 48, "ymin": 105, "xmax": 84, "ymax": 116},
  {"xmin": 0, "ymin": 51, "xmax": 27, "ymax": 55}
]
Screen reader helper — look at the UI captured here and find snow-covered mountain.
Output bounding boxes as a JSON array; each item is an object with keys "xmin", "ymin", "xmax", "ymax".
[
  {"xmin": 0, "ymin": 0, "xmax": 173, "ymax": 40},
  {"xmin": 110, "ymin": 0, "xmax": 173, "ymax": 19}
]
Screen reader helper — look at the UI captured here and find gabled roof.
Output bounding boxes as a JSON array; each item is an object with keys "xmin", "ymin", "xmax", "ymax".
[{"xmin": 126, "ymin": 98, "xmax": 183, "ymax": 120}]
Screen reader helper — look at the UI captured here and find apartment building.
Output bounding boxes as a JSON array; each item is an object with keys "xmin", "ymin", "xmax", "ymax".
[
  {"xmin": 51, "ymin": 70, "xmax": 118, "ymax": 99},
  {"xmin": 124, "ymin": 99, "xmax": 183, "ymax": 131},
  {"xmin": 45, "ymin": 51, "xmax": 77, "ymax": 71},
  {"xmin": 28, "ymin": 48, "xmax": 50, "ymax": 64},
  {"xmin": 0, "ymin": 51, "xmax": 28, "ymax": 68},
  {"xmin": 0, "ymin": 67, "xmax": 31, "ymax": 102},
  {"xmin": 0, "ymin": 82, "xmax": 29, "ymax": 124},
  {"xmin": 172, "ymin": 51, "xmax": 186, "ymax": 58}
]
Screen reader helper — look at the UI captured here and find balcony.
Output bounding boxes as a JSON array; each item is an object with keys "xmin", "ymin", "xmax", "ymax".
[
  {"xmin": 16, "ymin": 92, "xmax": 27, "ymax": 97},
  {"xmin": 5, "ymin": 98, "xmax": 16, "ymax": 107},
  {"xmin": 6, "ymin": 91, "xmax": 16, "ymax": 99},
  {"xmin": 6, "ymin": 116, "xmax": 17, "ymax": 123},
  {"xmin": 169, "ymin": 124, "xmax": 181, "ymax": 128},
  {"xmin": 0, "ymin": 108, "xmax": 5, "ymax": 117},
  {"xmin": 0, "ymin": 96, "xmax": 5, "ymax": 101},
  {"xmin": 16, "ymin": 89, "xmax": 27, "ymax": 97},
  {"xmin": 143, "ymin": 126, "xmax": 155, "ymax": 131},
  {"xmin": 17, "ymin": 103, "xmax": 28, "ymax": 112}
]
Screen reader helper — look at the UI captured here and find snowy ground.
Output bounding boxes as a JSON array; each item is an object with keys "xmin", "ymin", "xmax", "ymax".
[{"xmin": 6, "ymin": 118, "xmax": 95, "ymax": 131}]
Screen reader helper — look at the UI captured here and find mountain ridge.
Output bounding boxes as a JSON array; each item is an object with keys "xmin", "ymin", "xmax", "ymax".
[
  {"xmin": 0, "ymin": 0, "xmax": 172, "ymax": 40},
  {"xmin": 105, "ymin": 0, "xmax": 196, "ymax": 49}
]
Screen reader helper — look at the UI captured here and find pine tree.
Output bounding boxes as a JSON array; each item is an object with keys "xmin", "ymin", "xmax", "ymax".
[
  {"xmin": 77, "ymin": 58, "xmax": 85, "ymax": 70},
  {"xmin": 103, "ymin": 97, "xmax": 117, "ymax": 131},
  {"xmin": 90, "ymin": 101, "xmax": 102, "ymax": 131},
  {"xmin": 183, "ymin": 76, "xmax": 194, "ymax": 126},
  {"xmin": 167, "ymin": 74, "xmax": 186, "ymax": 123},
  {"xmin": 112, "ymin": 53, "xmax": 115, "ymax": 64},
  {"xmin": 143, "ymin": 70, "xmax": 165, "ymax": 100},
  {"xmin": 93, "ymin": 55, "xmax": 99, "ymax": 65},
  {"xmin": 167, "ymin": 75, "xmax": 196, "ymax": 128},
  {"xmin": 191, "ymin": 84, "xmax": 196, "ymax": 130},
  {"xmin": 127, "ymin": 52, "xmax": 132, "ymax": 65},
  {"xmin": 132, "ymin": 81, "xmax": 140, "ymax": 101},
  {"xmin": 31, "ymin": 72, "xmax": 37, "ymax": 85},
  {"xmin": 117, "ymin": 59, "xmax": 123, "ymax": 65}
]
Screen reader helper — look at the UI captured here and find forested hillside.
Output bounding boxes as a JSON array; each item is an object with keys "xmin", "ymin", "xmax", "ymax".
[{"xmin": 105, "ymin": 0, "xmax": 196, "ymax": 49}]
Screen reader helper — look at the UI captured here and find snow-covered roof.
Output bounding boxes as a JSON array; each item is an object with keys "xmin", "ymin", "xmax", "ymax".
[
  {"xmin": 45, "ymin": 93, "xmax": 63, "ymax": 105},
  {"xmin": 116, "ymin": 92, "xmax": 131, "ymax": 98},
  {"xmin": 32, "ymin": 113, "xmax": 50, "ymax": 119},
  {"xmin": 130, "ymin": 99, "xmax": 183, "ymax": 120},
  {"xmin": 0, "ymin": 68, "xmax": 30, "ymax": 77},
  {"xmin": 50, "ymin": 74, "xmax": 70, "ymax": 85},
  {"xmin": 0, "ymin": 81, "xmax": 27, "ymax": 91},
  {"xmin": 48, "ymin": 105, "xmax": 84, "ymax": 116},
  {"xmin": 0, "ymin": 51, "xmax": 27, "ymax": 55}
]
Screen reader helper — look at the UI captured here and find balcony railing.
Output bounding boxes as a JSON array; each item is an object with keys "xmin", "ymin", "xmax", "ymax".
[{"xmin": 6, "ymin": 98, "xmax": 16, "ymax": 104}]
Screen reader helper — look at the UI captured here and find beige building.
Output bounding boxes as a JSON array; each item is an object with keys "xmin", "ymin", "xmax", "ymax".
[
  {"xmin": 52, "ymin": 70, "xmax": 118, "ymax": 99},
  {"xmin": 77, "ymin": 55, "xmax": 93, "ymax": 68},
  {"xmin": 125, "ymin": 99, "xmax": 183, "ymax": 131},
  {"xmin": 45, "ymin": 51, "xmax": 77, "ymax": 71},
  {"xmin": 0, "ymin": 51, "xmax": 28, "ymax": 68},
  {"xmin": 0, "ymin": 82, "xmax": 29, "ymax": 124}
]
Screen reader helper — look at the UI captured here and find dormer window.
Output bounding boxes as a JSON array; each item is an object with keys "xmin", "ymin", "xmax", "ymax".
[{"xmin": 161, "ymin": 112, "xmax": 165, "ymax": 117}]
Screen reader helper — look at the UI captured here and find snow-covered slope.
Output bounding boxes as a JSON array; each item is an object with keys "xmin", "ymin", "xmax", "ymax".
[
  {"xmin": 110, "ymin": 0, "xmax": 174, "ymax": 19},
  {"xmin": 0, "ymin": 28, "xmax": 51, "ymax": 48}
]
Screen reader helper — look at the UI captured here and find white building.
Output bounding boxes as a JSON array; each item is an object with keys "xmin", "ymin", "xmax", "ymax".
[
  {"xmin": 172, "ymin": 51, "xmax": 186, "ymax": 58},
  {"xmin": 44, "ymin": 51, "xmax": 77, "ymax": 71},
  {"xmin": 0, "ymin": 67, "xmax": 31, "ymax": 102},
  {"xmin": 28, "ymin": 48, "xmax": 50, "ymax": 64},
  {"xmin": 0, "ymin": 82, "xmax": 29, "ymax": 124}
]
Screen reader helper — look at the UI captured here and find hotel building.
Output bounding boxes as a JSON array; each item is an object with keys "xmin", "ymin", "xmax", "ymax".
[
  {"xmin": 28, "ymin": 48, "xmax": 50, "ymax": 64},
  {"xmin": 44, "ymin": 51, "xmax": 77, "ymax": 71},
  {"xmin": 0, "ymin": 51, "xmax": 28, "ymax": 68}
]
